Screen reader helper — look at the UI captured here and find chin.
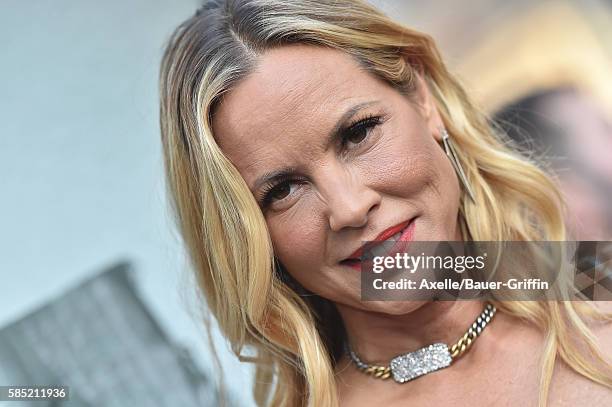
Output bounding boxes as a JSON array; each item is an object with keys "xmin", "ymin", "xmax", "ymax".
[{"xmin": 361, "ymin": 300, "xmax": 429, "ymax": 315}]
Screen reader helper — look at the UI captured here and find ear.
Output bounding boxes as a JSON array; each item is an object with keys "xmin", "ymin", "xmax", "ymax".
[{"xmin": 413, "ymin": 72, "xmax": 444, "ymax": 142}]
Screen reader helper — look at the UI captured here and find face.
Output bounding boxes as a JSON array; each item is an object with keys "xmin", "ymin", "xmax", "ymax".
[
  {"xmin": 539, "ymin": 90, "xmax": 612, "ymax": 184},
  {"xmin": 538, "ymin": 90, "xmax": 612, "ymax": 238},
  {"xmin": 213, "ymin": 44, "xmax": 462, "ymax": 314}
]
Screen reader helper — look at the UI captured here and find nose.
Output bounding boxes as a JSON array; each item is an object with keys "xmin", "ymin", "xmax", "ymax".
[{"xmin": 319, "ymin": 165, "xmax": 381, "ymax": 232}]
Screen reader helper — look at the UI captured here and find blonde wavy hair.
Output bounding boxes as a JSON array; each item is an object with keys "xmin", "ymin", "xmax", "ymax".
[{"xmin": 158, "ymin": 0, "xmax": 612, "ymax": 405}]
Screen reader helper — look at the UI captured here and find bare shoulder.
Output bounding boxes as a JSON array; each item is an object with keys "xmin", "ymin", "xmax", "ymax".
[
  {"xmin": 591, "ymin": 300, "xmax": 612, "ymax": 315},
  {"xmin": 549, "ymin": 301, "xmax": 612, "ymax": 406},
  {"xmin": 591, "ymin": 301, "xmax": 612, "ymax": 359}
]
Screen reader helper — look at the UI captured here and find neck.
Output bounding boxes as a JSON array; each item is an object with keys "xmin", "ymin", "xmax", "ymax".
[{"xmin": 336, "ymin": 300, "xmax": 486, "ymax": 364}]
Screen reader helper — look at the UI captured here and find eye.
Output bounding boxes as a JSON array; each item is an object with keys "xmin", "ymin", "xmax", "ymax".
[
  {"xmin": 260, "ymin": 177, "xmax": 304, "ymax": 208},
  {"xmin": 341, "ymin": 115, "xmax": 383, "ymax": 149},
  {"xmin": 265, "ymin": 182, "xmax": 291, "ymax": 201}
]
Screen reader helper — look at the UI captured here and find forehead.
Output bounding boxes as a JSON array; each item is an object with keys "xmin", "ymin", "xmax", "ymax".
[{"xmin": 212, "ymin": 44, "xmax": 390, "ymax": 189}]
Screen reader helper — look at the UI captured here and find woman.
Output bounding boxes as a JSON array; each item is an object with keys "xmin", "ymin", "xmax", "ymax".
[{"xmin": 158, "ymin": 0, "xmax": 612, "ymax": 405}]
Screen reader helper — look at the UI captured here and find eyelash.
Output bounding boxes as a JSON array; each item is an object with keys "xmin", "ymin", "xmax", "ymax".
[
  {"xmin": 259, "ymin": 114, "xmax": 384, "ymax": 208},
  {"xmin": 342, "ymin": 114, "xmax": 383, "ymax": 148}
]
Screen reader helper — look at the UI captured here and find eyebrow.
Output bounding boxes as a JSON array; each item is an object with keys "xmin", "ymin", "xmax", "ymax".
[{"xmin": 251, "ymin": 101, "xmax": 380, "ymax": 194}]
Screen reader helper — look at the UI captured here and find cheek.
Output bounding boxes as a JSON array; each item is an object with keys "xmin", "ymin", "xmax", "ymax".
[
  {"xmin": 366, "ymin": 127, "xmax": 445, "ymax": 196},
  {"xmin": 268, "ymin": 212, "xmax": 327, "ymax": 273},
  {"xmin": 368, "ymin": 126, "xmax": 461, "ymax": 235}
]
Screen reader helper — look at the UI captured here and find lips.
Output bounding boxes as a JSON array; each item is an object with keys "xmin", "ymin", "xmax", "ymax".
[{"xmin": 340, "ymin": 217, "xmax": 417, "ymax": 269}]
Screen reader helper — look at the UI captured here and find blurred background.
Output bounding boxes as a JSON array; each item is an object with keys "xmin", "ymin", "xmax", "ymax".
[{"xmin": 1, "ymin": 0, "xmax": 611, "ymax": 406}]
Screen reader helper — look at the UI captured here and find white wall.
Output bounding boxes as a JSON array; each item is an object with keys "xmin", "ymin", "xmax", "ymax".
[{"xmin": 0, "ymin": 1, "xmax": 255, "ymax": 405}]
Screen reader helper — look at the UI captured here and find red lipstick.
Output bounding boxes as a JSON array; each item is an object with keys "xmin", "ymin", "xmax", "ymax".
[{"xmin": 342, "ymin": 217, "xmax": 416, "ymax": 266}]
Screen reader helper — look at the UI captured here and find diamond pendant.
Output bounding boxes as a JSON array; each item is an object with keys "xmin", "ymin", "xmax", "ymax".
[{"xmin": 389, "ymin": 343, "xmax": 453, "ymax": 383}]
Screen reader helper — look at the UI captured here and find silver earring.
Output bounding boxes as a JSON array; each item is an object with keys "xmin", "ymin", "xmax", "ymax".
[{"xmin": 440, "ymin": 127, "xmax": 476, "ymax": 203}]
